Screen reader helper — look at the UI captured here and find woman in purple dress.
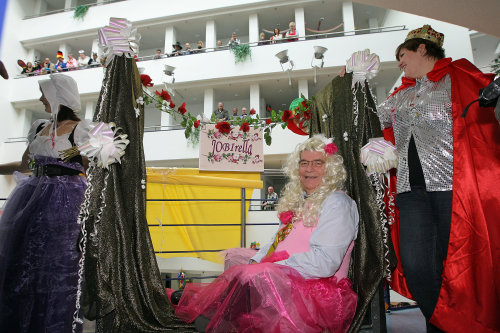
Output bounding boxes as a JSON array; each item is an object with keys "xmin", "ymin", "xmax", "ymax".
[{"xmin": 0, "ymin": 74, "xmax": 88, "ymax": 333}]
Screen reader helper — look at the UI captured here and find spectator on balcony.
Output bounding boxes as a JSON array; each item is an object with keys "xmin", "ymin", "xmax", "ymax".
[
  {"xmin": 213, "ymin": 102, "xmax": 229, "ymax": 121},
  {"xmin": 227, "ymin": 32, "xmax": 240, "ymax": 48},
  {"xmin": 285, "ymin": 21, "xmax": 298, "ymax": 42},
  {"xmin": 21, "ymin": 61, "xmax": 35, "ymax": 75},
  {"xmin": 41, "ymin": 57, "xmax": 52, "ymax": 70},
  {"xmin": 66, "ymin": 53, "xmax": 78, "ymax": 68},
  {"xmin": 193, "ymin": 40, "xmax": 204, "ymax": 54},
  {"xmin": 153, "ymin": 49, "xmax": 163, "ymax": 60},
  {"xmin": 262, "ymin": 185, "xmax": 278, "ymax": 210},
  {"xmin": 171, "ymin": 42, "xmax": 183, "ymax": 56},
  {"xmin": 216, "ymin": 40, "xmax": 223, "ymax": 48},
  {"xmin": 231, "ymin": 107, "xmax": 239, "ymax": 119},
  {"xmin": 182, "ymin": 43, "xmax": 193, "ymax": 55},
  {"xmin": 271, "ymin": 27, "xmax": 283, "ymax": 44},
  {"xmin": 241, "ymin": 107, "xmax": 249, "ymax": 119},
  {"xmin": 171, "ymin": 135, "xmax": 359, "ymax": 333},
  {"xmin": 258, "ymin": 32, "xmax": 270, "ymax": 46},
  {"xmin": 55, "ymin": 51, "xmax": 67, "ymax": 71},
  {"xmin": 88, "ymin": 52, "xmax": 100, "ymax": 66},
  {"xmin": 77, "ymin": 50, "xmax": 90, "ymax": 67}
]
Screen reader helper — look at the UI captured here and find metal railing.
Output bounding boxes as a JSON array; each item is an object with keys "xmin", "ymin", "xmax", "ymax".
[
  {"xmin": 146, "ymin": 189, "xmax": 278, "ymax": 253},
  {"xmin": 12, "ymin": 25, "xmax": 406, "ymax": 80}
]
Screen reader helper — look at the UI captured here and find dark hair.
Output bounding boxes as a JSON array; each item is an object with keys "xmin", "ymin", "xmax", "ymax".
[
  {"xmin": 156, "ymin": 49, "xmax": 161, "ymax": 52},
  {"xmin": 57, "ymin": 104, "xmax": 81, "ymax": 122},
  {"xmin": 395, "ymin": 38, "xmax": 445, "ymax": 61},
  {"xmin": 274, "ymin": 28, "xmax": 280, "ymax": 34}
]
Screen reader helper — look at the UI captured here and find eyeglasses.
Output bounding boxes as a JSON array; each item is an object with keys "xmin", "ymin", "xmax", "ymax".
[{"xmin": 299, "ymin": 160, "xmax": 325, "ymax": 168}]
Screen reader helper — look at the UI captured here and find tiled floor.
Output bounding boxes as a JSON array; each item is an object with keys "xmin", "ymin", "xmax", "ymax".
[
  {"xmin": 83, "ymin": 308, "xmax": 426, "ymax": 333},
  {"xmin": 387, "ymin": 308, "xmax": 426, "ymax": 333}
]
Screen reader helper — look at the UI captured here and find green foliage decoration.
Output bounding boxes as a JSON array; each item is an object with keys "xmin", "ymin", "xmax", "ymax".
[
  {"xmin": 73, "ymin": 5, "xmax": 90, "ymax": 20},
  {"xmin": 230, "ymin": 44, "xmax": 252, "ymax": 64}
]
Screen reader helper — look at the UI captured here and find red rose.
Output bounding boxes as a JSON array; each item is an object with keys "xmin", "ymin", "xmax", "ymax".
[
  {"xmin": 215, "ymin": 121, "xmax": 231, "ymax": 134},
  {"xmin": 240, "ymin": 122, "xmax": 250, "ymax": 132},
  {"xmin": 250, "ymin": 108, "xmax": 256, "ymax": 115},
  {"xmin": 303, "ymin": 109, "xmax": 311, "ymax": 120},
  {"xmin": 281, "ymin": 110, "xmax": 293, "ymax": 122},
  {"xmin": 140, "ymin": 74, "xmax": 154, "ymax": 87},
  {"xmin": 169, "ymin": 100, "xmax": 175, "ymax": 108},
  {"xmin": 178, "ymin": 102, "xmax": 187, "ymax": 115},
  {"xmin": 193, "ymin": 120, "xmax": 200, "ymax": 128},
  {"xmin": 265, "ymin": 118, "xmax": 272, "ymax": 125},
  {"xmin": 301, "ymin": 100, "xmax": 308, "ymax": 108},
  {"xmin": 155, "ymin": 89, "xmax": 171, "ymax": 101},
  {"xmin": 278, "ymin": 211, "xmax": 295, "ymax": 225},
  {"xmin": 324, "ymin": 143, "xmax": 338, "ymax": 155},
  {"xmin": 267, "ymin": 106, "xmax": 271, "ymax": 111}
]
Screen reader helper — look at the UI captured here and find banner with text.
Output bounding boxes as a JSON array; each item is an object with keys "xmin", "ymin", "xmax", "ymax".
[{"xmin": 199, "ymin": 124, "xmax": 264, "ymax": 172}]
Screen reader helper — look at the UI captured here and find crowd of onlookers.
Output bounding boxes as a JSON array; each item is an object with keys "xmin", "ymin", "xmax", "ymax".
[
  {"xmin": 20, "ymin": 49, "xmax": 103, "ymax": 76},
  {"xmin": 212, "ymin": 102, "xmax": 267, "ymax": 121},
  {"xmin": 18, "ymin": 22, "xmax": 299, "ymax": 77},
  {"xmin": 152, "ymin": 21, "xmax": 298, "ymax": 58}
]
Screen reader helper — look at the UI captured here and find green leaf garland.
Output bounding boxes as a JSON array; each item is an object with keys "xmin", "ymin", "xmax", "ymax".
[
  {"xmin": 73, "ymin": 5, "xmax": 90, "ymax": 20},
  {"xmin": 230, "ymin": 44, "xmax": 252, "ymax": 64}
]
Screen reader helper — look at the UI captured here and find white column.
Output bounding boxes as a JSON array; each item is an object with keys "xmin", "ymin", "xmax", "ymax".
[
  {"xmin": 294, "ymin": 8, "xmax": 306, "ymax": 41},
  {"xmin": 164, "ymin": 25, "xmax": 176, "ymax": 55},
  {"xmin": 84, "ymin": 101, "xmax": 95, "ymax": 121},
  {"xmin": 298, "ymin": 79, "xmax": 309, "ymax": 99},
  {"xmin": 26, "ymin": 48, "xmax": 41, "ymax": 63},
  {"xmin": 34, "ymin": 0, "xmax": 47, "ymax": 15},
  {"xmin": 248, "ymin": 14, "xmax": 259, "ymax": 44},
  {"xmin": 342, "ymin": 2, "xmax": 355, "ymax": 36},
  {"xmin": 91, "ymin": 39, "xmax": 99, "ymax": 56},
  {"xmin": 64, "ymin": 0, "xmax": 76, "ymax": 10},
  {"xmin": 206, "ymin": 20, "xmax": 216, "ymax": 50},
  {"xmin": 59, "ymin": 43, "xmax": 69, "ymax": 60},
  {"xmin": 204, "ymin": 88, "xmax": 215, "ymax": 119},
  {"xmin": 161, "ymin": 108, "xmax": 171, "ymax": 127},
  {"xmin": 250, "ymin": 83, "xmax": 260, "ymax": 116},
  {"xmin": 21, "ymin": 109, "xmax": 32, "ymax": 137}
]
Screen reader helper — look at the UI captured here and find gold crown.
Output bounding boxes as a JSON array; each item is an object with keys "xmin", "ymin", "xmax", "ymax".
[{"xmin": 405, "ymin": 25, "xmax": 444, "ymax": 47}]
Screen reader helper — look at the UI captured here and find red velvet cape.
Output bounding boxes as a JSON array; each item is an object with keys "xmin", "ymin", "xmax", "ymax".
[{"xmin": 383, "ymin": 58, "xmax": 500, "ymax": 332}]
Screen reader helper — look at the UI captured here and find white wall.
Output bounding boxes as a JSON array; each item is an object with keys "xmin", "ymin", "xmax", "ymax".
[
  {"xmin": 382, "ymin": 11, "xmax": 474, "ymax": 61},
  {"xmin": 0, "ymin": 0, "xmax": 33, "ymax": 197}
]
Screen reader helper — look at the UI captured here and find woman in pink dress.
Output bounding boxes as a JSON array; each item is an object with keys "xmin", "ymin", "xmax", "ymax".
[{"xmin": 171, "ymin": 135, "xmax": 359, "ymax": 332}]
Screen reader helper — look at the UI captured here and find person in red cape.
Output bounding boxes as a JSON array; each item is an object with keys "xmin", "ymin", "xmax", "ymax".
[{"xmin": 378, "ymin": 25, "xmax": 500, "ymax": 333}]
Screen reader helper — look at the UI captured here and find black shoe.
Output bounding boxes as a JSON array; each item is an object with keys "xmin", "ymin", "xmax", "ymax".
[{"xmin": 194, "ymin": 315, "xmax": 210, "ymax": 332}]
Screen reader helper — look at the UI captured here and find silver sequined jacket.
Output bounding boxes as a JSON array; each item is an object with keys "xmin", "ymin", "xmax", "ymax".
[{"xmin": 377, "ymin": 74, "xmax": 453, "ymax": 194}]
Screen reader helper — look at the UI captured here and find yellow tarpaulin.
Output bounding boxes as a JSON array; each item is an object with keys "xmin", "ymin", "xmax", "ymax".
[{"xmin": 146, "ymin": 168, "xmax": 263, "ymax": 263}]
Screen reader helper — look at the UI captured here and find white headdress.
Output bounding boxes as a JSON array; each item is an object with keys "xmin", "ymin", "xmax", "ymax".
[{"xmin": 38, "ymin": 74, "xmax": 81, "ymax": 146}]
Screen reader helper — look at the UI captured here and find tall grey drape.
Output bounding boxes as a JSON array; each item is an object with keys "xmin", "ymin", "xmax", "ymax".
[
  {"xmin": 309, "ymin": 73, "xmax": 397, "ymax": 333},
  {"xmin": 79, "ymin": 56, "xmax": 194, "ymax": 332}
]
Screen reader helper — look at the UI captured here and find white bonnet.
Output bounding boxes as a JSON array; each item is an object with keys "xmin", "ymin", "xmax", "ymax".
[{"xmin": 38, "ymin": 74, "xmax": 81, "ymax": 115}]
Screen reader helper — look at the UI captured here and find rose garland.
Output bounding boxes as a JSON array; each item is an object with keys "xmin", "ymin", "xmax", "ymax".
[{"xmin": 139, "ymin": 74, "xmax": 312, "ymax": 146}]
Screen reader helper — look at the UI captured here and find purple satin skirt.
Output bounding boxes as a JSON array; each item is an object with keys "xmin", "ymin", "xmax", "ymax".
[{"xmin": 0, "ymin": 156, "xmax": 86, "ymax": 333}]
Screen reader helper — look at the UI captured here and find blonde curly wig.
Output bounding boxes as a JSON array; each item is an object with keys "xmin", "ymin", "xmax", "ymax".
[{"xmin": 277, "ymin": 134, "xmax": 346, "ymax": 227}]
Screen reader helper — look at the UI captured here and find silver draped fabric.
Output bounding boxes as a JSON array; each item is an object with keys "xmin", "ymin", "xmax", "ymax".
[{"xmin": 378, "ymin": 75, "xmax": 453, "ymax": 194}]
